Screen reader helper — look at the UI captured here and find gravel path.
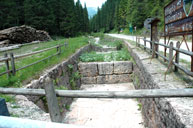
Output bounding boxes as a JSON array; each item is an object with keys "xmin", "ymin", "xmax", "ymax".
[
  {"xmin": 108, "ymin": 34, "xmax": 192, "ymax": 62},
  {"xmin": 64, "ymin": 83, "xmax": 144, "ymax": 128},
  {"xmin": 7, "ymin": 95, "xmax": 50, "ymax": 122}
]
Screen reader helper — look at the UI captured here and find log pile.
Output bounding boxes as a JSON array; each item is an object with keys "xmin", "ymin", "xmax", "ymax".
[{"xmin": 0, "ymin": 25, "xmax": 52, "ymax": 47}]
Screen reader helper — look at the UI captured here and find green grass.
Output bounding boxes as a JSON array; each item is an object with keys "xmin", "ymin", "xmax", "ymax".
[
  {"xmin": 0, "ymin": 36, "xmax": 89, "ymax": 87},
  {"xmin": 80, "ymin": 47, "xmax": 131, "ymax": 62},
  {"xmin": 0, "ymin": 94, "xmax": 16, "ymax": 103},
  {"xmin": 90, "ymin": 32, "xmax": 104, "ymax": 40},
  {"xmin": 99, "ymin": 37, "xmax": 123, "ymax": 48}
]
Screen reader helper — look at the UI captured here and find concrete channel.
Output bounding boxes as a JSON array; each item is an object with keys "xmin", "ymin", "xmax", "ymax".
[
  {"xmin": 5, "ymin": 37, "xmax": 193, "ymax": 128},
  {"xmin": 64, "ymin": 83, "xmax": 144, "ymax": 128}
]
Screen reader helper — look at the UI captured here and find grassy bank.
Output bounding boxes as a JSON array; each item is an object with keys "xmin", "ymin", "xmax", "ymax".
[{"xmin": 0, "ymin": 36, "xmax": 89, "ymax": 88}]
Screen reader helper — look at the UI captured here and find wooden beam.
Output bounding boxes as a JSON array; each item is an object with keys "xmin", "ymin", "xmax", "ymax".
[{"xmin": 0, "ymin": 88, "xmax": 193, "ymax": 98}]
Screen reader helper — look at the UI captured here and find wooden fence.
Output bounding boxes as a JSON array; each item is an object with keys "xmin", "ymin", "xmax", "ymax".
[
  {"xmin": 0, "ymin": 43, "xmax": 68, "ymax": 78},
  {"xmin": 1, "ymin": 76, "xmax": 193, "ymax": 122},
  {"xmin": 136, "ymin": 36, "xmax": 193, "ymax": 78}
]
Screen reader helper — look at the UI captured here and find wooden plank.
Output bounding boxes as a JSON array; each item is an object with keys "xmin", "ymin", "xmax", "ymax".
[
  {"xmin": 44, "ymin": 77, "xmax": 62, "ymax": 123},
  {"xmin": 0, "ymin": 87, "xmax": 193, "ymax": 98},
  {"xmin": 10, "ymin": 53, "xmax": 16, "ymax": 75},
  {"xmin": 0, "ymin": 44, "xmax": 63, "ymax": 62},
  {"xmin": 4, "ymin": 53, "xmax": 10, "ymax": 78}
]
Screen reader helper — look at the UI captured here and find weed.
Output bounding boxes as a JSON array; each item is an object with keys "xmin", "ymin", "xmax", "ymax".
[
  {"xmin": 11, "ymin": 105, "xmax": 20, "ymax": 109},
  {"xmin": 10, "ymin": 113, "xmax": 20, "ymax": 117},
  {"xmin": 0, "ymin": 94, "xmax": 15, "ymax": 103},
  {"xmin": 80, "ymin": 47, "xmax": 131, "ymax": 62},
  {"xmin": 65, "ymin": 104, "xmax": 71, "ymax": 111},
  {"xmin": 138, "ymin": 103, "xmax": 142, "ymax": 111},
  {"xmin": 55, "ymin": 86, "xmax": 68, "ymax": 90}
]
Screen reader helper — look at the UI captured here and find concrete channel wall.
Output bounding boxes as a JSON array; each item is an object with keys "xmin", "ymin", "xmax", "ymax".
[
  {"xmin": 79, "ymin": 61, "xmax": 133, "ymax": 84},
  {"xmin": 124, "ymin": 41, "xmax": 193, "ymax": 128}
]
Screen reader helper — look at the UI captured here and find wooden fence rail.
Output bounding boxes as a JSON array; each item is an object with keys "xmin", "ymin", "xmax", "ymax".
[
  {"xmin": 0, "ymin": 44, "xmax": 63, "ymax": 62},
  {"xmin": 1, "ymin": 87, "xmax": 193, "ymax": 99},
  {"xmin": 136, "ymin": 37, "xmax": 193, "ymax": 77},
  {"xmin": 0, "ymin": 43, "xmax": 66, "ymax": 78},
  {"xmin": 1, "ymin": 76, "xmax": 193, "ymax": 122}
]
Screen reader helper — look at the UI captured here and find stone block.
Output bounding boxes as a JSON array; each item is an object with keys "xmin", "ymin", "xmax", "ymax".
[
  {"xmin": 78, "ymin": 63, "xmax": 98, "ymax": 77},
  {"xmin": 97, "ymin": 74, "xmax": 132, "ymax": 84},
  {"xmin": 81, "ymin": 77, "xmax": 97, "ymax": 84},
  {"xmin": 114, "ymin": 61, "xmax": 133, "ymax": 74},
  {"xmin": 98, "ymin": 62, "xmax": 113, "ymax": 75},
  {"xmin": 0, "ymin": 98, "xmax": 10, "ymax": 116}
]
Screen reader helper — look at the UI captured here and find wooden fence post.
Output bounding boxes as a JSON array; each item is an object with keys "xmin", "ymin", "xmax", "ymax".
[
  {"xmin": 175, "ymin": 41, "xmax": 180, "ymax": 72},
  {"xmin": 136, "ymin": 36, "xmax": 138, "ymax": 47},
  {"xmin": 64, "ymin": 42, "xmax": 68, "ymax": 48},
  {"xmin": 152, "ymin": 41, "xmax": 155, "ymax": 58},
  {"xmin": 44, "ymin": 77, "xmax": 62, "ymax": 123},
  {"xmin": 155, "ymin": 42, "xmax": 159, "ymax": 58},
  {"xmin": 169, "ymin": 42, "xmax": 174, "ymax": 72},
  {"xmin": 4, "ymin": 53, "xmax": 10, "ymax": 78},
  {"xmin": 144, "ymin": 37, "xmax": 146, "ymax": 50},
  {"xmin": 138, "ymin": 38, "xmax": 140, "ymax": 47},
  {"xmin": 10, "ymin": 53, "xmax": 16, "ymax": 76}
]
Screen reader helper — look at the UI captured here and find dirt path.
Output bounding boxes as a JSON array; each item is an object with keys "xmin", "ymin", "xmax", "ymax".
[{"xmin": 64, "ymin": 83, "xmax": 144, "ymax": 128}]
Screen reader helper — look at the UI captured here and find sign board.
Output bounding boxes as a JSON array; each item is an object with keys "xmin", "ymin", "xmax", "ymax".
[
  {"xmin": 164, "ymin": 0, "xmax": 193, "ymax": 36},
  {"xmin": 144, "ymin": 18, "xmax": 154, "ymax": 31}
]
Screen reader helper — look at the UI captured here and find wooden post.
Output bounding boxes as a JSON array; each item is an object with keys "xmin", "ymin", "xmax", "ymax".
[
  {"xmin": 4, "ymin": 53, "xmax": 10, "ymax": 78},
  {"xmin": 152, "ymin": 41, "xmax": 155, "ymax": 58},
  {"xmin": 144, "ymin": 37, "xmax": 146, "ymax": 50},
  {"xmin": 169, "ymin": 42, "xmax": 174, "ymax": 72},
  {"xmin": 44, "ymin": 77, "xmax": 62, "ymax": 123},
  {"xmin": 64, "ymin": 42, "xmax": 68, "ymax": 48},
  {"xmin": 57, "ymin": 46, "xmax": 59, "ymax": 53},
  {"xmin": 136, "ymin": 36, "xmax": 138, "ymax": 46},
  {"xmin": 138, "ymin": 38, "xmax": 140, "ymax": 47},
  {"xmin": 150, "ymin": 18, "xmax": 160, "ymax": 53},
  {"xmin": 191, "ymin": 30, "xmax": 193, "ymax": 72},
  {"xmin": 164, "ymin": 37, "xmax": 167, "ymax": 62},
  {"xmin": 10, "ymin": 53, "xmax": 16, "ymax": 76},
  {"xmin": 59, "ymin": 45, "xmax": 61, "ymax": 54},
  {"xmin": 175, "ymin": 41, "xmax": 180, "ymax": 72}
]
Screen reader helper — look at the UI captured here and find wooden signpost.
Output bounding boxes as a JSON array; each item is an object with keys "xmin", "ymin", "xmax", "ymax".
[{"xmin": 164, "ymin": 0, "xmax": 193, "ymax": 72}]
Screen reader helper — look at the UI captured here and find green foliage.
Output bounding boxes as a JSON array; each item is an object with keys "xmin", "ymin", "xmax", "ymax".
[
  {"xmin": 0, "ymin": 36, "xmax": 88, "ymax": 88},
  {"xmin": 55, "ymin": 86, "xmax": 68, "ymax": 90},
  {"xmin": 90, "ymin": 0, "xmax": 170, "ymax": 33},
  {"xmin": 80, "ymin": 52, "xmax": 105, "ymax": 62},
  {"xmin": 67, "ymin": 64, "xmax": 81, "ymax": 90},
  {"xmin": 138, "ymin": 103, "xmax": 142, "ymax": 111},
  {"xmin": 0, "ymin": 0, "xmax": 89, "ymax": 37},
  {"xmin": 80, "ymin": 47, "xmax": 131, "ymax": 62},
  {"xmin": 90, "ymin": 32, "xmax": 104, "ymax": 40},
  {"xmin": 0, "ymin": 94, "xmax": 16, "ymax": 103},
  {"xmin": 69, "ymin": 71, "xmax": 81, "ymax": 90},
  {"xmin": 99, "ymin": 37, "xmax": 123, "ymax": 48},
  {"xmin": 65, "ymin": 104, "xmax": 71, "ymax": 111}
]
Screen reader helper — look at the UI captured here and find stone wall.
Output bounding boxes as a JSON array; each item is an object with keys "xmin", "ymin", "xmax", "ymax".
[
  {"xmin": 91, "ymin": 45, "xmax": 117, "ymax": 52},
  {"xmin": 124, "ymin": 41, "xmax": 193, "ymax": 128},
  {"xmin": 26, "ymin": 45, "xmax": 91, "ymax": 113},
  {"xmin": 79, "ymin": 61, "xmax": 133, "ymax": 84}
]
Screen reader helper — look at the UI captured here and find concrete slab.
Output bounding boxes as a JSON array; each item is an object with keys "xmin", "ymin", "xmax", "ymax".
[{"xmin": 64, "ymin": 83, "xmax": 144, "ymax": 128}]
